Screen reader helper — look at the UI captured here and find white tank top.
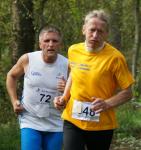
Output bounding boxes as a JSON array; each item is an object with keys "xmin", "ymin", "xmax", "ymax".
[{"xmin": 20, "ymin": 51, "xmax": 68, "ymax": 131}]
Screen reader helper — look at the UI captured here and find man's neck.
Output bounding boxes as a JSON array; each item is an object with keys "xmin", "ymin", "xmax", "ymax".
[
  {"xmin": 85, "ymin": 42, "xmax": 105, "ymax": 53},
  {"xmin": 42, "ymin": 53, "xmax": 57, "ymax": 63}
]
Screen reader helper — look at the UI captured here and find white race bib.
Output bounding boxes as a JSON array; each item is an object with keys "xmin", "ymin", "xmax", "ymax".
[
  {"xmin": 72, "ymin": 100, "xmax": 100, "ymax": 122},
  {"xmin": 23, "ymin": 87, "xmax": 57, "ymax": 117},
  {"xmin": 34, "ymin": 87, "xmax": 56, "ymax": 106}
]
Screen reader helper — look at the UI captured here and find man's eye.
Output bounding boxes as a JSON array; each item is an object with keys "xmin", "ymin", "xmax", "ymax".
[
  {"xmin": 44, "ymin": 40, "xmax": 58, "ymax": 43},
  {"xmin": 90, "ymin": 29, "xmax": 95, "ymax": 32},
  {"xmin": 44, "ymin": 40, "xmax": 50, "ymax": 42},
  {"xmin": 98, "ymin": 30, "xmax": 103, "ymax": 33},
  {"xmin": 52, "ymin": 40, "xmax": 58, "ymax": 43}
]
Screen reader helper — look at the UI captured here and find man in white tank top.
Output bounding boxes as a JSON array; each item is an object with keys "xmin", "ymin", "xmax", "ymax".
[{"xmin": 6, "ymin": 26, "xmax": 68, "ymax": 150}]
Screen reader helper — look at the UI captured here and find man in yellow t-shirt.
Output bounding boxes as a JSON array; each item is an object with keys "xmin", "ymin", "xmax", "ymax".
[{"xmin": 54, "ymin": 9, "xmax": 134, "ymax": 150}]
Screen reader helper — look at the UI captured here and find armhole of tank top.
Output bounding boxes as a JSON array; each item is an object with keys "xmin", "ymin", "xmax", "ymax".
[
  {"xmin": 66, "ymin": 60, "xmax": 69, "ymax": 77},
  {"xmin": 60, "ymin": 55, "xmax": 68, "ymax": 80},
  {"xmin": 24, "ymin": 53, "xmax": 30, "ymax": 76}
]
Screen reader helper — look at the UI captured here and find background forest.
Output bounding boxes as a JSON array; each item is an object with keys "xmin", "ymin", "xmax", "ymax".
[{"xmin": 0, "ymin": 0, "xmax": 141, "ymax": 149}]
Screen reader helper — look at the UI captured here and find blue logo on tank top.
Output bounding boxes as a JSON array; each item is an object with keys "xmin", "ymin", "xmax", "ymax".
[{"xmin": 31, "ymin": 71, "xmax": 42, "ymax": 76}]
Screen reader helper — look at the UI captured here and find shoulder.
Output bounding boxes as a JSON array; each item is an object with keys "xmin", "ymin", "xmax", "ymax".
[
  {"xmin": 58, "ymin": 54, "xmax": 68, "ymax": 62},
  {"xmin": 69, "ymin": 42, "xmax": 84, "ymax": 50},
  {"xmin": 28, "ymin": 50, "xmax": 41, "ymax": 57},
  {"xmin": 105, "ymin": 43, "xmax": 125, "ymax": 60},
  {"xmin": 8, "ymin": 53, "xmax": 29, "ymax": 76},
  {"xmin": 68, "ymin": 42, "xmax": 84, "ymax": 56},
  {"xmin": 17, "ymin": 53, "xmax": 29, "ymax": 65}
]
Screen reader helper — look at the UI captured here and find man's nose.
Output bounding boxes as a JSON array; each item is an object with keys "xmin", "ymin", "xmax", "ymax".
[
  {"xmin": 48, "ymin": 40, "xmax": 53, "ymax": 46},
  {"xmin": 92, "ymin": 31, "xmax": 98, "ymax": 38}
]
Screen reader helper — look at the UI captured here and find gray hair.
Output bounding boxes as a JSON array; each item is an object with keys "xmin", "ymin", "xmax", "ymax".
[
  {"xmin": 39, "ymin": 25, "xmax": 62, "ymax": 42},
  {"xmin": 84, "ymin": 9, "xmax": 109, "ymax": 31}
]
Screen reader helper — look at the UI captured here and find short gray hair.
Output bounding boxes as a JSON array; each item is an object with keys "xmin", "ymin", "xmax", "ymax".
[
  {"xmin": 84, "ymin": 9, "xmax": 109, "ymax": 31},
  {"xmin": 39, "ymin": 25, "xmax": 62, "ymax": 42}
]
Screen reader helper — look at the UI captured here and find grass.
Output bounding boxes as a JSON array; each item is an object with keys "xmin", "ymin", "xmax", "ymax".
[
  {"xmin": 0, "ymin": 121, "xmax": 20, "ymax": 150},
  {"xmin": 110, "ymin": 102, "xmax": 141, "ymax": 150},
  {"xmin": 0, "ymin": 101, "xmax": 141, "ymax": 150},
  {"xmin": 116, "ymin": 102, "xmax": 141, "ymax": 137}
]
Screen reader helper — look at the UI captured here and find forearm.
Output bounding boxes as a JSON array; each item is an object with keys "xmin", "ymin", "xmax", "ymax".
[
  {"xmin": 54, "ymin": 74, "xmax": 72, "ymax": 110},
  {"xmin": 62, "ymin": 74, "xmax": 72, "ymax": 102},
  {"xmin": 106, "ymin": 86, "xmax": 133, "ymax": 109},
  {"xmin": 91, "ymin": 86, "xmax": 133, "ymax": 113},
  {"xmin": 6, "ymin": 74, "xmax": 18, "ymax": 105}
]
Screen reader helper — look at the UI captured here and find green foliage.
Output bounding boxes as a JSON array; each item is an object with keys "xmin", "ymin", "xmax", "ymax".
[
  {"xmin": 0, "ymin": 0, "xmax": 141, "ymax": 149},
  {"xmin": 0, "ymin": 48, "xmax": 21, "ymax": 148},
  {"xmin": 121, "ymin": 0, "xmax": 135, "ymax": 54},
  {"xmin": 0, "ymin": 48, "xmax": 14, "ymax": 124},
  {"xmin": 0, "ymin": 121, "xmax": 20, "ymax": 150},
  {"xmin": 0, "ymin": 0, "xmax": 12, "ymax": 55},
  {"xmin": 110, "ymin": 102, "xmax": 141, "ymax": 149},
  {"xmin": 115, "ymin": 102, "xmax": 141, "ymax": 137}
]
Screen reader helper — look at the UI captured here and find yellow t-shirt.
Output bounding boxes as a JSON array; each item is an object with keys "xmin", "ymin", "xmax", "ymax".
[{"xmin": 62, "ymin": 42, "xmax": 134, "ymax": 131}]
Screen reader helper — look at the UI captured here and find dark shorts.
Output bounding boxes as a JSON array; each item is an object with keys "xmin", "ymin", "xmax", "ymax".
[{"xmin": 63, "ymin": 120, "xmax": 113, "ymax": 150}]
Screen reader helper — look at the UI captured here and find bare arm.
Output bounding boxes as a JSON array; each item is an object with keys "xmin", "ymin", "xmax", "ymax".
[
  {"xmin": 54, "ymin": 74, "xmax": 72, "ymax": 110},
  {"xmin": 91, "ymin": 86, "xmax": 133, "ymax": 113},
  {"xmin": 62, "ymin": 74, "xmax": 72, "ymax": 101},
  {"xmin": 6, "ymin": 54, "xmax": 28, "ymax": 114},
  {"xmin": 57, "ymin": 65, "xmax": 70, "ymax": 93}
]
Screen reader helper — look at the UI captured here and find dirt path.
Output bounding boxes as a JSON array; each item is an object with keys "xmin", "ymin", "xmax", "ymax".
[{"xmin": 110, "ymin": 137, "xmax": 141, "ymax": 150}]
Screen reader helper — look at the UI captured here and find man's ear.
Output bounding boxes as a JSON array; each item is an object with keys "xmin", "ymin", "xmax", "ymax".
[
  {"xmin": 39, "ymin": 41, "xmax": 42, "ymax": 49},
  {"xmin": 82, "ymin": 25, "xmax": 86, "ymax": 35}
]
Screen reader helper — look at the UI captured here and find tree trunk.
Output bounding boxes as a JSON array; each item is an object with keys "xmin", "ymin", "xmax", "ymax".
[
  {"xmin": 11, "ymin": 0, "xmax": 35, "ymax": 64},
  {"xmin": 132, "ymin": 0, "xmax": 140, "ymax": 79},
  {"xmin": 131, "ymin": 0, "xmax": 141, "ymax": 94}
]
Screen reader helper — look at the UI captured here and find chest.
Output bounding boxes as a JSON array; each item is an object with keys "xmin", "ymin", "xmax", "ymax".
[{"xmin": 25, "ymin": 64, "xmax": 65, "ymax": 90}]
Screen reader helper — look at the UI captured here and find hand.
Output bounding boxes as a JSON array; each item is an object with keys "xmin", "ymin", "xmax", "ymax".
[
  {"xmin": 57, "ymin": 76, "xmax": 66, "ymax": 93},
  {"xmin": 13, "ymin": 100, "xmax": 24, "ymax": 115},
  {"xmin": 54, "ymin": 96, "xmax": 66, "ymax": 110},
  {"xmin": 90, "ymin": 97, "xmax": 110, "ymax": 113}
]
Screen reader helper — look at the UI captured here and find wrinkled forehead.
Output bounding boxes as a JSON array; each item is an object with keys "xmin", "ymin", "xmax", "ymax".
[
  {"xmin": 85, "ymin": 17, "xmax": 108, "ymax": 32},
  {"xmin": 39, "ymin": 31, "xmax": 61, "ymax": 42}
]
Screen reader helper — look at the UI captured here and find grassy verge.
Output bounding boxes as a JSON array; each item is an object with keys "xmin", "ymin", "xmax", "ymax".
[
  {"xmin": 0, "ymin": 120, "xmax": 20, "ymax": 150},
  {"xmin": 0, "ymin": 102, "xmax": 141, "ymax": 150},
  {"xmin": 110, "ymin": 102, "xmax": 141, "ymax": 150}
]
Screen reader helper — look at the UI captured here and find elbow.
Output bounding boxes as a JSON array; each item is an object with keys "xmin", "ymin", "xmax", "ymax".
[
  {"xmin": 6, "ymin": 71, "xmax": 10, "ymax": 81},
  {"xmin": 129, "ymin": 91, "xmax": 133, "ymax": 100},
  {"xmin": 6, "ymin": 71, "xmax": 11, "ymax": 85},
  {"xmin": 7, "ymin": 71, "xmax": 11, "ymax": 78},
  {"xmin": 6, "ymin": 71, "xmax": 13, "ymax": 81},
  {"xmin": 125, "ymin": 87, "xmax": 133, "ymax": 101},
  {"xmin": 6, "ymin": 71, "xmax": 17, "ymax": 83}
]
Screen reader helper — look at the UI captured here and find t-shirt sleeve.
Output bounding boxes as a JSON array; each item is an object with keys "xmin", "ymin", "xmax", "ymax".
[{"xmin": 112, "ymin": 55, "xmax": 135, "ymax": 89}]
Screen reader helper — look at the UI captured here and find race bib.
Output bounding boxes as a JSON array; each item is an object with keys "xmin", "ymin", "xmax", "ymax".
[
  {"xmin": 35, "ymin": 87, "xmax": 56, "ymax": 105},
  {"xmin": 23, "ymin": 87, "xmax": 57, "ymax": 117},
  {"xmin": 72, "ymin": 100, "xmax": 100, "ymax": 122}
]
